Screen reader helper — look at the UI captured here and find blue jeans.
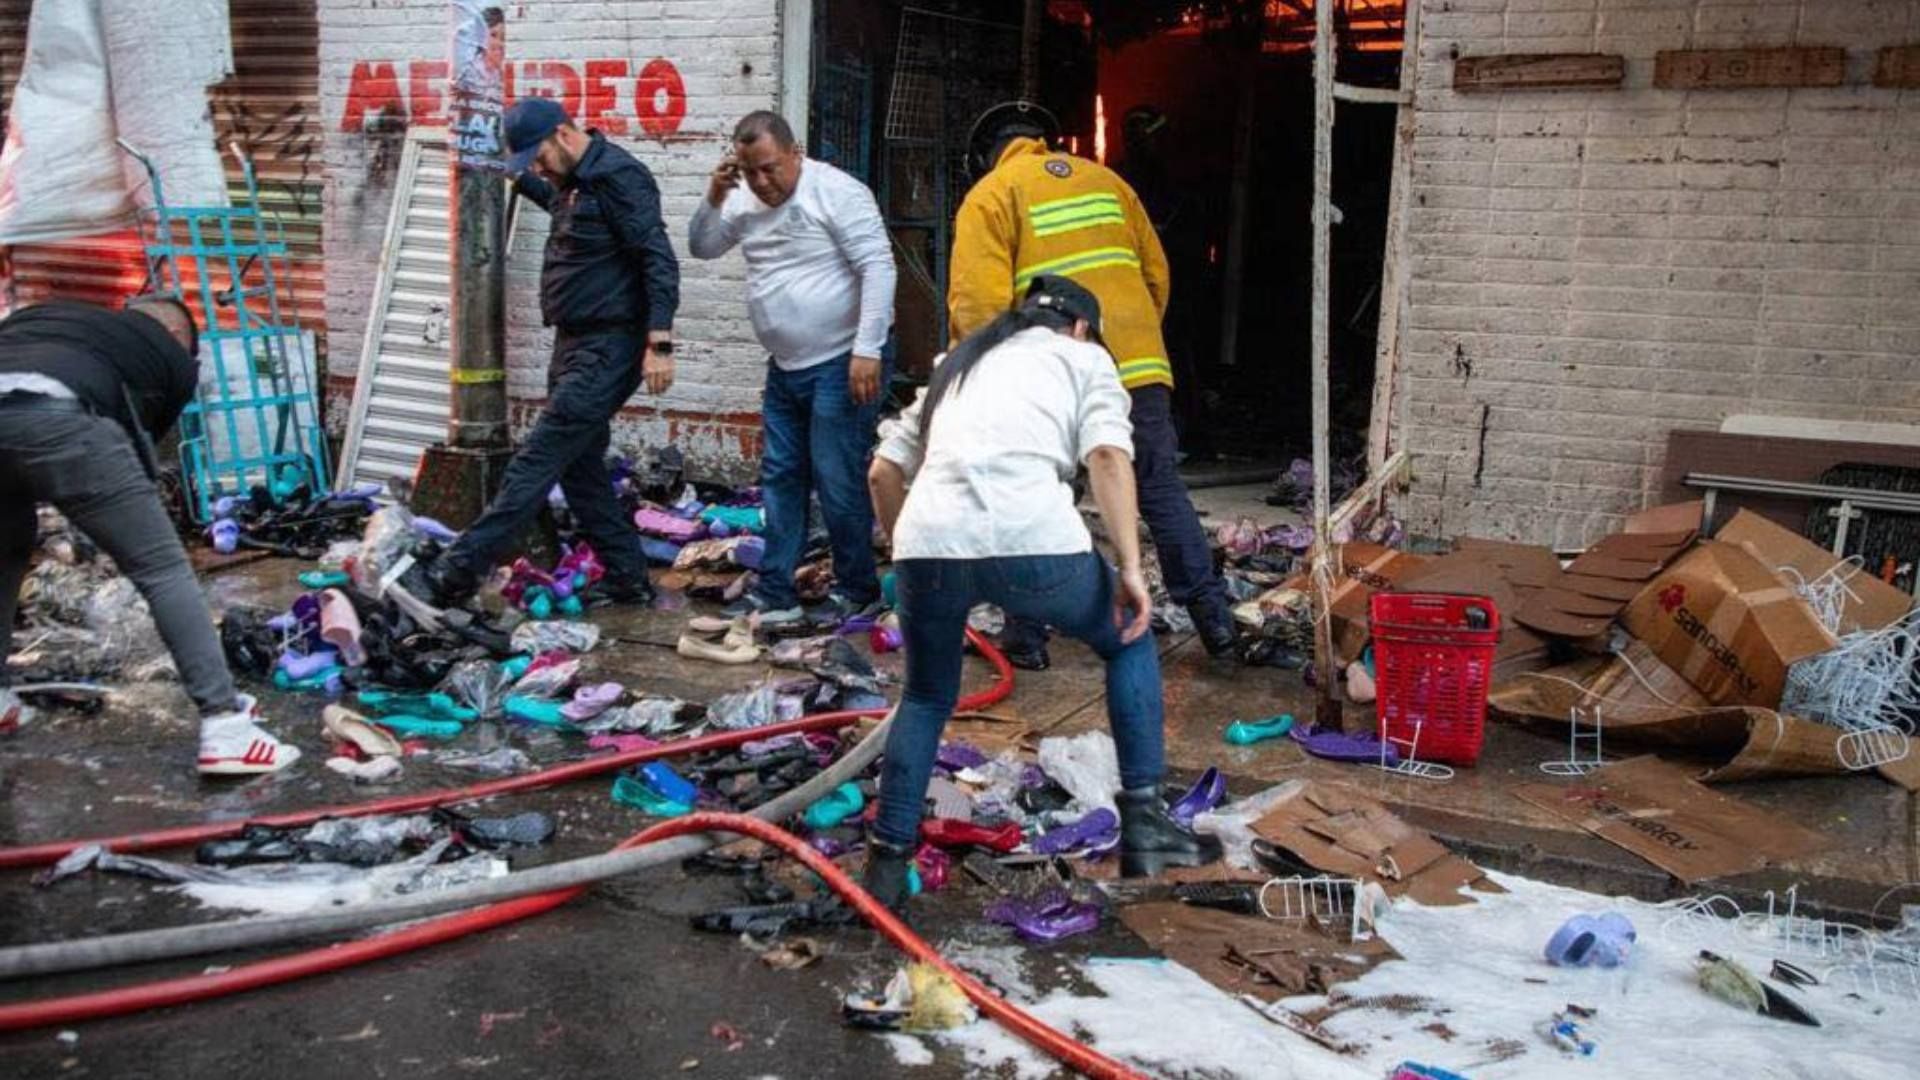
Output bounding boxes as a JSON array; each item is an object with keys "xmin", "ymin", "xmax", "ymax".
[
  {"xmin": 1003, "ymin": 384, "xmax": 1230, "ymax": 651},
  {"xmin": 448, "ymin": 330, "xmax": 651, "ymax": 584},
  {"xmin": 873, "ymin": 552, "xmax": 1166, "ymax": 847},
  {"xmin": 755, "ymin": 351, "xmax": 889, "ymax": 609}
]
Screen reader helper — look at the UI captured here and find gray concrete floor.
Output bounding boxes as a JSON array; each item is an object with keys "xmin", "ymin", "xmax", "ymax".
[{"xmin": 2, "ymin": 546, "xmax": 1913, "ymax": 1076}]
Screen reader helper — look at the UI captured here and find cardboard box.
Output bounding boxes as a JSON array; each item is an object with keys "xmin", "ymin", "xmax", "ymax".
[
  {"xmin": 1620, "ymin": 540, "xmax": 1836, "ymax": 708},
  {"xmin": 1329, "ymin": 542, "xmax": 1428, "ymax": 663},
  {"xmin": 1714, "ymin": 509, "xmax": 1914, "ymax": 634}
]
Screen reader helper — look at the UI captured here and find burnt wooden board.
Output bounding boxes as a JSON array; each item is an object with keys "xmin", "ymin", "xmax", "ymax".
[
  {"xmin": 1455, "ymin": 52, "xmax": 1624, "ymax": 92},
  {"xmin": 1654, "ymin": 47, "xmax": 1844, "ymax": 90},
  {"xmin": 1875, "ymin": 45, "xmax": 1920, "ymax": 89}
]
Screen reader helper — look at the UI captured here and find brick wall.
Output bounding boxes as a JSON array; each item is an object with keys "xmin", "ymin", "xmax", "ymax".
[
  {"xmin": 319, "ymin": 0, "xmax": 784, "ymax": 477},
  {"xmin": 1397, "ymin": 0, "xmax": 1920, "ymax": 547}
]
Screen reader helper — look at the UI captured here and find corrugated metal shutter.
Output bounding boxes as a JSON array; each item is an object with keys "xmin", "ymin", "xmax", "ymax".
[
  {"xmin": 337, "ymin": 130, "xmax": 456, "ymax": 488},
  {"xmin": 0, "ymin": 0, "xmax": 324, "ymax": 364}
]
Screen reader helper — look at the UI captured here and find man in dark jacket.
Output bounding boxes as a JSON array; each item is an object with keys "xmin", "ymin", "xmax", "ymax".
[
  {"xmin": 0, "ymin": 297, "xmax": 299, "ymax": 774},
  {"xmin": 407, "ymin": 97, "xmax": 680, "ymax": 608}
]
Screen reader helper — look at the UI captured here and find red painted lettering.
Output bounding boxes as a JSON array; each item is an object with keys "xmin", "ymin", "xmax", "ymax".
[
  {"xmin": 341, "ymin": 60, "xmax": 404, "ymax": 132},
  {"xmin": 522, "ymin": 61, "xmax": 584, "ymax": 120},
  {"xmin": 634, "ymin": 58, "xmax": 687, "ymax": 139},
  {"xmin": 584, "ymin": 59, "xmax": 630, "ymax": 134},
  {"xmin": 409, "ymin": 60, "xmax": 449, "ymax": 126}
]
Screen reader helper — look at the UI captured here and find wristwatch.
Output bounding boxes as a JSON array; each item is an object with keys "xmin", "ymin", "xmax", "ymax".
[{"xmin": 650, "ymin": 340, "xmax": 674, "ymax": 356}]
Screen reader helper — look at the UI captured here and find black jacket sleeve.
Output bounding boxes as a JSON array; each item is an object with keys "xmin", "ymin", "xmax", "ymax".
[
  {"xmin": 594, "ymin": 161, "xmax": 680, "ymax": 333},
  {"xmin": 514, "ymin": 172, "xmax": 558, "ymax": 211}
]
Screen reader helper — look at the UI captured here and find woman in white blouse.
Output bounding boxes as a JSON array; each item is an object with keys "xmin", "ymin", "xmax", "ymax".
[{"xmin": 863, "ymin": 275, "xmax": 1219, "ymax": 911}]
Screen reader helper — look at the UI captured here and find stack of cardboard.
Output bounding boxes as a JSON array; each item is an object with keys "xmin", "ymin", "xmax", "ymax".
[
  {"xmin": 1516, "ymin": 527, "xmax": 1696, "ymax": 643},
  {"xmin": 1492, "ymin": 508, "xmax": 1918, "ymax": 788}
]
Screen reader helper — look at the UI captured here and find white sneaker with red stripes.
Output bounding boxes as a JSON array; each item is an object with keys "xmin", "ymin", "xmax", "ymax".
[{"xmin": 198, "ymin": 700, "xmax": 301, "ymax": 776}]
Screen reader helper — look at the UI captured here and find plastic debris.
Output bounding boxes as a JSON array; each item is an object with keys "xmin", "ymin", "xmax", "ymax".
[
  {"xmin": 578, "ymin": 697, "xmax": 688, "ymax": 735},
  {"xmin": 709, "ymin": 681, "xmax": 779, "ymax": 731},
  {"xmin": 843, "ymin": 964, "xmax": 977, "ymax": 1032},
  {"xmin": 459, "ymin": 811, "xmax": 556, "ymax": 848},
  {"xmin": 509, "ymin": 620, "xmax": 601, "ymax": 656},
  {"xmin": 434, "ymin": 747, "xmax": 535, "ymax": 776},
  {"xmin": 1545, "ymin": 912, "xmax": 1637, "ymax": 968},
  {"xmin": 1036, "ymin": 731, "xmax": 1122, "ymax": 812},
  {"xmin": 439, "ymin": 661, "xmax": 518, "ymax": 718}
]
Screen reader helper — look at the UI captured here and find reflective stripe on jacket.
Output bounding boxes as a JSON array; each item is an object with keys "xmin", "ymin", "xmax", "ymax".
[{"xmin": 947, "ymin": 138, "xmax": 1173, "ymax": 391}]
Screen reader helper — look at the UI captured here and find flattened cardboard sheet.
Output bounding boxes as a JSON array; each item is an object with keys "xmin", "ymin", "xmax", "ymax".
[{"xmin": 1514, "ymin": 756, "xmax": 1825, "ymax": 883}]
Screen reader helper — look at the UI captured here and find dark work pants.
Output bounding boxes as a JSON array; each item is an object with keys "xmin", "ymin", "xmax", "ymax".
[
  {"xmin": 0, "ymin": 408, "xmax": 239, "ymax": 715},
  {"xmin": 447, "ymin": 330, "xmax": 650, "ymax": 584},
  {"xmin": 1002, "ymin": 384, "xmax": 1230, "ymax": 652}
]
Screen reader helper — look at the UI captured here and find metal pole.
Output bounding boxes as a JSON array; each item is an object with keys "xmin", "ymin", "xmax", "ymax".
[
  {"xmin": 1021, "ymin": 0, "xmax": 1042, "ymax": 100},
  {"xmin": 1311, "ymin": 0, "xmax": 1343, "ymax": 732},
  {"xmin": 447, "ymin": 0, "xmax": 508, "ymax": 450}
]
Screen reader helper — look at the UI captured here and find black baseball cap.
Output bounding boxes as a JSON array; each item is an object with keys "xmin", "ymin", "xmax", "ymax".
[
  {"xmin": 1023, "ymin": 274, "xmax": 1104, "ymax": 343},
  {"xmin": 505, "ymin": 97, "xmax": 569, "ymax": 173}
]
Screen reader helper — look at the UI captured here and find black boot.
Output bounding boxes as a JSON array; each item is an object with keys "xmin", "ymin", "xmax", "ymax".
[
  {"xmin": 1116, "ymin": 787, "xmax": 1223, "ymax": 878},
  {"xmin": 1191, "ymin": 601, "xmax": 1241, "ymax": 659},
  {"xmin": 397, "ymin": 553, "xmax": 477, "ymax": 610},
  {"xmin": 860, "ymin": 837, "xmax": 915, "ymax": 914}
]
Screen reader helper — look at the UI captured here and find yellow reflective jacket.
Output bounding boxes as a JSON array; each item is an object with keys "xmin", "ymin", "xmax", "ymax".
[{"xmin": 948, "ymin": 137, "xmax": 1174, "ymax": 391}]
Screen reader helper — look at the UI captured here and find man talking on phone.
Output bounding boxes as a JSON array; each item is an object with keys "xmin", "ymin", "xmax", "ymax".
[
  {"xmin": 688, "ymin": 111, "xmax": 896, "ymax": 629},
  {"xmin": 404, "ymin": 97, "xmax": 678, "ymax": 609}
]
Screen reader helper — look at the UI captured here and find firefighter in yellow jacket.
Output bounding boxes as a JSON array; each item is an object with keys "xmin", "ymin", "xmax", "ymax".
[{"xmin": 948, "ymin": 102, "xmax": 1238, "ymax": 668}]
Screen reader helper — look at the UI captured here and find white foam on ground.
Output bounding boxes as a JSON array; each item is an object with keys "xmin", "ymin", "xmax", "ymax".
[
  {"xmin": 902, "ymin": 871, "xmax": 1920, "ymax": 1079},
  {"xmin": 930, "ymin": 956, "xmax": 1371, "ymax": 1080},
  {"xmin": 1294, "ymin": 871, "xmax": 1920, "ymax": 1079},
  {"xmin": 881, "ymin": 1033, "xmax": 935, "ymax": 1067}
]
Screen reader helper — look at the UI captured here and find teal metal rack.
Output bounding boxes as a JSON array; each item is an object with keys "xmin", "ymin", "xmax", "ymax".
[{"xmin": 120, "ymin": 139, "xmax": 330, "ymax": 523}]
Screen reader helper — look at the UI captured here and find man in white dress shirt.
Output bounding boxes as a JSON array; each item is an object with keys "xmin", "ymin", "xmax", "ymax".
[{"xmin": 689, "ymin": 111, "xmax": 897, "ymax": 628}]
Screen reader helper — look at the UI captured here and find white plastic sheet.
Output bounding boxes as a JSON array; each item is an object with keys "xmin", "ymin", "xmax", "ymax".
[
  {"xmin": 101, "ymin": 0, "xmax": 232, "ymax": 209},
  {"xmin": 1035, "ymin": 731, "xmax": 1121, "ymax": 813},
  {"xmin": 0, "ymin": 1, "xmax": 231, "ymax": 245},
  {"xmin": 0, "ymin": 1, "xmax": 131, "ymax": 242}
]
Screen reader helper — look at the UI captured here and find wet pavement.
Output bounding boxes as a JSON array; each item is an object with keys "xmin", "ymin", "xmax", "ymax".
[{"xmin": 2, "ymin": 552, "xmax": 1915, "ymax": 1076}]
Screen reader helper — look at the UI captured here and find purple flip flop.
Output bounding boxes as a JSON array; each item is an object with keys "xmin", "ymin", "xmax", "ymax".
[
  {"xmin": 985, "ymin": 890, "xmax": 1102, "ymax": 943},
  {"xmin": 1292, "ymin": 725, "xmax": 1399, "ymax": 766},
  {"xmin": 561, "ymin": 681, "xmax": 624, "ymax": 723},
  {"xmin": 1031, "ymin": 807, "xmax": 1119, "ymax": 856}
]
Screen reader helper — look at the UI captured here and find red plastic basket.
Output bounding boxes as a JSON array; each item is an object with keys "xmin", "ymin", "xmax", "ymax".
[{"xmin": 1368, "ymin": 592, "xmax": 1501, "ymax": 766}]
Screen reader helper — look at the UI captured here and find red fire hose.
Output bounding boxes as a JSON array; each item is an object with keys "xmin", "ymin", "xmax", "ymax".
[
  {"xmin": 0, "ymin": 628, "xmax": 1011, "ymax": 870},
  {"xmin": 0, "ymin": 812, "xmax": 1147, "ymax": 1079}
]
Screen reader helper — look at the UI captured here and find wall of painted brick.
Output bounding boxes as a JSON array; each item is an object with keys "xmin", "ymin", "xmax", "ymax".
[
  {"xmin": 1396, "ymin": 0, "xmax": 1920, "ymax": 547},
  {"xmin": 318, "ymin": 0, "xmax": 783, "ymax": 477}
]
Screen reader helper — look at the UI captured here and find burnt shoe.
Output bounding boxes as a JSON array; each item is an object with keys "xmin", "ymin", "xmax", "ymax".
[
  {"xmin": 1115, "ymin": 786, "xmax": 1223, "ymax": 878},
  {"xmin": 861, "ymin": 837, "xmax": 916, "ymax": 914},
  {"xmin": 397, "ymin": 552, "xmax": 477, "ymax": 610}
]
